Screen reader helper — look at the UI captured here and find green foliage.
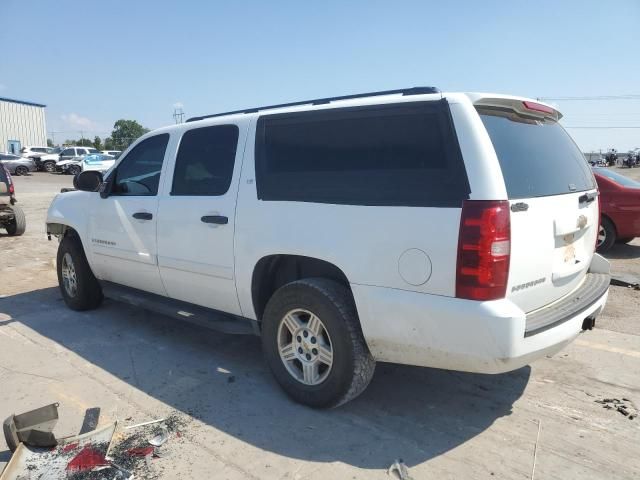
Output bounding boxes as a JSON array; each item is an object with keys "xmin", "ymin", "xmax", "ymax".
[
  {"xmin": 110, "ymin": 119, "xmax": 149, "ymax": 149},
  {"xmin": 93, "ymin": 136, "xmax": 102, "ymax": 150},
  {"xmin": 104, "ymin": 137, "xmax": 115, "ymax": 150},
  {"xmin": 47, "ymin": 138, "xmax": 54, "ymax": 147}
]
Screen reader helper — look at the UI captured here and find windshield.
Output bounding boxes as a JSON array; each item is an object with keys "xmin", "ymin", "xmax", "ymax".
[
  {"xmin": 478, "ymin": 108, "xmax": 596, "ymax": 199},
  {"xmin": 594, "ymin": 168, "xmax": 640, "ymax": 189}
]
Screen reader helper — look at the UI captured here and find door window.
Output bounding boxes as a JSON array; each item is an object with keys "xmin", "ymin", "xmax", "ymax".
[
  {"xmin": 61, "ymin": 149, "xmax": 75, "ymax": 157},
  {"xmin": 112, "ymin": 134, "xmax": 169, "ymax": 196},
  {"xmin": 171, "ymin": 125, "xmax": 239, "ymax": 196}
]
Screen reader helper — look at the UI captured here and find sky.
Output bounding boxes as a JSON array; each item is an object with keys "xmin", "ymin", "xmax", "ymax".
[{"xmin": 1, "ymin": 0, "xmax": 639, "ymax": 152}]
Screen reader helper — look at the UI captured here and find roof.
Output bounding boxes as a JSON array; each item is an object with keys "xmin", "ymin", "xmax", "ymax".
[{"xmin": 0, "ymin": 96, "xmax": 46, "ymax": 108}]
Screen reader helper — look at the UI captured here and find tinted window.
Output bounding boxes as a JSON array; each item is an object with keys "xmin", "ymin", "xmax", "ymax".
[
  {"xmin": 172, "ymin": 125, "xmax": 239, "ymax": 196},
  {"xmin": 88, "ymin": 148, "xmax": 99, "ymax": 153},
  {"xmin": 62, "ymin": 149, "xmax": 75, "ymax": 156},
  {"xmin": 479, "ymin": 109, "xmax": 595, "ymax": 199},
  {"xmin": 256, "ymin": 100, "xmax": 469, "ymax": 206},
  {"xmin": 113, "ymin": 134, "xmax": 169, "ymax": 196}
]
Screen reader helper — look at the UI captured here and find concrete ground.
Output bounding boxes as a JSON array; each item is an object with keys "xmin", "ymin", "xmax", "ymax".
[{"xmin": 1, "ymin": 170, "xmax": 639, "ymax": 479}]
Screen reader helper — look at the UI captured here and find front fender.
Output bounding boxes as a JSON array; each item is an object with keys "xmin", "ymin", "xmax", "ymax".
[{"xmin": 46, "ymin": 190, "xmax": 93, "ymax": 243}]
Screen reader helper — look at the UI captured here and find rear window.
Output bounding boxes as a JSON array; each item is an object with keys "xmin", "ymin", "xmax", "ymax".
[
  {"xmin": 479, "ymin": 108, "xmax": 595, "ymax": 199},
  {"xmin": 256, "ymin": 100, "xmax": 470, "ymax": 207}
]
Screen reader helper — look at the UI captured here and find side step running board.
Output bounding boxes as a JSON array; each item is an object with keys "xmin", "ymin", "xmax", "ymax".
[{"xmin": 100, "ymin": 281, "xmax": 258, "ymax": 336}]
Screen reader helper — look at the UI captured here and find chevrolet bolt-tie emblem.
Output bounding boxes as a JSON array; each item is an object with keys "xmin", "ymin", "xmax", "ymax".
[{"xmin": 577, "ymin": 215, "xmax": 588, "ymax": 229}]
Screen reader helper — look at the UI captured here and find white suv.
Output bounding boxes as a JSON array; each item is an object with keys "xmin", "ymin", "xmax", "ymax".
[
  {"xmin": 21, "ymin": 146, "xmax": 52, "ymax": 158},
  {"xmin": 46, "ymin": 87, "xmax": 610, "ymax": 408}
]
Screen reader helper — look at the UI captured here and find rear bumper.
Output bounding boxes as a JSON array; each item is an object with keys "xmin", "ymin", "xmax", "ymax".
[{"xmin": 352, "ymin": 257, "xmax": 610, "ymax": 374}]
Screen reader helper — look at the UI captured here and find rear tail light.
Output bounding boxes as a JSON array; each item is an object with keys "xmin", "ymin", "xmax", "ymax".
[
  {"xmin": 456, "ymin": 200, "xmax": 511, "ymax": 301},
  {"xmin": 9, "ymin": 183, "xmax": 14, "ymax": 194}
]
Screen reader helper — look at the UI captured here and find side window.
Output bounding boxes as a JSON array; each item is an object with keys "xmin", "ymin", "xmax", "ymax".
[
  {"xmin": 112, "ymin": 134, "xmax": 169, "ymax": 196},
  {"xmin": 171, "ymin": 125, "xmax": 239, "ymax": 196},
  {"xmin": 255, "ymin": 100, "xmax": 469, "ymax": 207},
  {"xmin": 62, "ymin": 149, "xmax": 74, "ymax": 156}
]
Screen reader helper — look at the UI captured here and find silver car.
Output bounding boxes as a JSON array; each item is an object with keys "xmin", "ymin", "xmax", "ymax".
[{"xmin": 0, "ymin": 153, "xmax": 37, "ymax": 175}]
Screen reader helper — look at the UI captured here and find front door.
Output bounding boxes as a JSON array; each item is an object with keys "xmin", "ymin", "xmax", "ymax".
[
  {"xmin": 157, "ymin": 122, "xmax": 246, "ymax": 315},
  {"xmin": 7, "ymin": 140, "xmax": 20, "ymax": 155},
  {"xmin": 87, "ymin": 133, "xmax": 170, "ymax": 295}
]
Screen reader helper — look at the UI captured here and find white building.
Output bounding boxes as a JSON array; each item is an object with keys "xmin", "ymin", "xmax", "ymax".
[{"xmin": 0, "ymin": 96, "xmax": 47, "ymax": 155}]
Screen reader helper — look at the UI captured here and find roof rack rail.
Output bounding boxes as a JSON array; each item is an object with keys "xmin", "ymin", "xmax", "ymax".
[{"xmin": 186, "ymin": 86, "xmax": 440, "ymax": 122}]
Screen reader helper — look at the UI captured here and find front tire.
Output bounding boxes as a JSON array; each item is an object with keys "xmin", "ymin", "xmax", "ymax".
[
  {"xmin": 5, "ymin": 206, "xmax": 26, "ymax": 236},
  {"xmin": 597, "ymin": 217, "xmax": 616, "ymax": 253},
  {"xmin": 68, "ymin": 165, "xmax": 81, "ymax": 176},
  {"xmin": 15, "ymin": 166, "xmax": 28, "ymax": 176},
  {"xmin": 261, "ymin": 278, "xmax": 375, "ymax": 408},
  {"xmin": 57, "ymin": 233, "xmax": 103, "ymax": 310},
  {"xmin": 43, "ymin": 161, "xmax": 56, "ymax": 173}
]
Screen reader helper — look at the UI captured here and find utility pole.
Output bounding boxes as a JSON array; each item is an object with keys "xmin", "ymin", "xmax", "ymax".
[{"xmin": 173, "ymin": 107, "xmax": 185, "ymax": 124}]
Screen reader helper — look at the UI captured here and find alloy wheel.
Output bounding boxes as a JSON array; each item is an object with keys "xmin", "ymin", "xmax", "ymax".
[
  {"xmin": 277, "ymin": 309, "xmax": 334, "ymax": 386},
  {"xmin": 61, "ymin": 253, "xmax": 78, "ymax": 297}
]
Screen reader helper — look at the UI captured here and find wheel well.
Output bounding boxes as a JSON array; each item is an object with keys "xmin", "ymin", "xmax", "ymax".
[
  {"xmin": 47, "ymin": 223, "xmax": 77, "ymax": 239},
  {"xmin": 251, "ymin": 255, "xmax": 350, "ymax": 321}
]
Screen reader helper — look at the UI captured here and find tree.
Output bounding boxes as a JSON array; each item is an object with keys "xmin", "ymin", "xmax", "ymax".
[
  {"xmin": 110, "ymin": 119, "xmax": 149, "ymax": 150},
  {"xmin": 93, "ymin": 136, "xmax": 102, "ymax": 150},
  {"xmin": 47, "ymin": 138, "xmax": 54, "ymax": 147},
  {"xmin": 77, "ymin": 138, "xmax": 93, "ymax": 147},
  {"xmin": 104, "ymin": 137, "xmax": 115, "ymax": 150}
]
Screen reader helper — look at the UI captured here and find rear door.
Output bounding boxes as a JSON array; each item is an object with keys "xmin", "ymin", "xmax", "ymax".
[
  {"xmin": 157, "ymin": 122, "xmax": 247, "ymax": 315},
  {"xmin": 478, "ymin": 107, "xmax": 598, "ymax": 313}
]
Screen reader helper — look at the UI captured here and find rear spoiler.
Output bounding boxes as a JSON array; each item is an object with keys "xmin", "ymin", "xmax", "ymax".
[{"xmin": 472, "ymin": 96, "xmax": 561, "ymax": 121}]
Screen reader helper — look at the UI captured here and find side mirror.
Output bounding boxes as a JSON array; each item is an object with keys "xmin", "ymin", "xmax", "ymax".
[{"xmin": 73, "ymin": 170, "xmax": 103, "ymax": 192}]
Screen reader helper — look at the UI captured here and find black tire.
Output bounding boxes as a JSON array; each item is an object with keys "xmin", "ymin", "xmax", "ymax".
[
  {"xmin": 617, "ymin": 237, "xmax": 635, "ymax": 244},
  {"xmin": 56, "ymin": 232, "xmax": 103, "ymax": 311},
  {"xmin": 5, "ymin": 205, "xmax": 26, "ymax": 236},
  {"xmin": 68, "ymin": 165, "xmax": 81, "ymax": 176},
  {"xmin": 43, "ymin": 161, "xmax": 56, "ymax": 173},
  {"xmin": 15, "ymin": 166, "xmax": 28, "ymax": 176},
  {"xmin": 261, "ymin": 278, "xmax": 375, "ymax": 408},
  {"xmin": 597, "ymin": 217, "xmax": 616, "ymax": 253}
]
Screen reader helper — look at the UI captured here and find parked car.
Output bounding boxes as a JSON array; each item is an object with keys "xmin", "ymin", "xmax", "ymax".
[
  {"xmin": 0, "ymin": 165, "xmax": 25, "ymax": 236},
  {"xmin": 593, "ymin": 167, "xmax": 640, "ymax": 251},
  {"xmin": 58, "ymin": 146, "xmax": 100, "ymax": 162},
  {"xmin": 0, "ymin": 153, "xmax": 37, "ymax": 175},
  {"xmin": 35, "ymin": 147, "xmax": 64, "ymax": 173},
  {"xmin": 21, "ymin": 146, "xmax": 53, "ymax": 159},
  {"xmin": 47, "ymin": 88, "xmax": 610, "ymax": 408},
  {"xmin": 101, "ymin": 150, "xmax": 122, "ymax": 158},
  {"xmin": 56, "ymin": 154, "xmax": 116, "ymax": 176}
]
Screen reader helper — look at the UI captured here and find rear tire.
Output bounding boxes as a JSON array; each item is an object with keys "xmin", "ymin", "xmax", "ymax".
[
  {"xmin": 261, "ymin": 278, "xmax": 375, "ymax": 408},
  {"xmin": 15, "ymin": 166, "xmax": 28, "ymax": 176},
  {"xmin": 616, "ymin": 237, "xmax": 635, "ymax": 244},
  {"xmin": 596, "ymin": 217, "xmax": 616, "ymax": 253},
  {"xmin": 68, "ymin": 164, "xmax": 81, "ymax": 176},
  {"xmin": 5, "ymin": 206, "xmax": 26, "ymax": 236},
  {"xmin": 57, "ymin": 233, "xmax": 103, "ymax": 311}
]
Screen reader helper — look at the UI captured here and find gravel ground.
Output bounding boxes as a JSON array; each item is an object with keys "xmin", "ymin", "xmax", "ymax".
[{"xmin": 0, "ymin": 170, "xmax": 639, "ymax": 479}]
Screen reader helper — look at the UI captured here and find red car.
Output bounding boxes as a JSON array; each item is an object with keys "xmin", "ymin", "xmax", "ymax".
[{"xmin": 593, "ymin": 167, "xmax": 640, "ymax": 252}]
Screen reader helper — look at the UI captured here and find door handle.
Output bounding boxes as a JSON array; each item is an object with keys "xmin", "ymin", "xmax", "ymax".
[
  {"xmin": 132, "ymin": 212, "xmax": 153, "ymax": 220},
  {"xmin": 201, "ymin": 215, "xmax": 228, "ymax": 225}
]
